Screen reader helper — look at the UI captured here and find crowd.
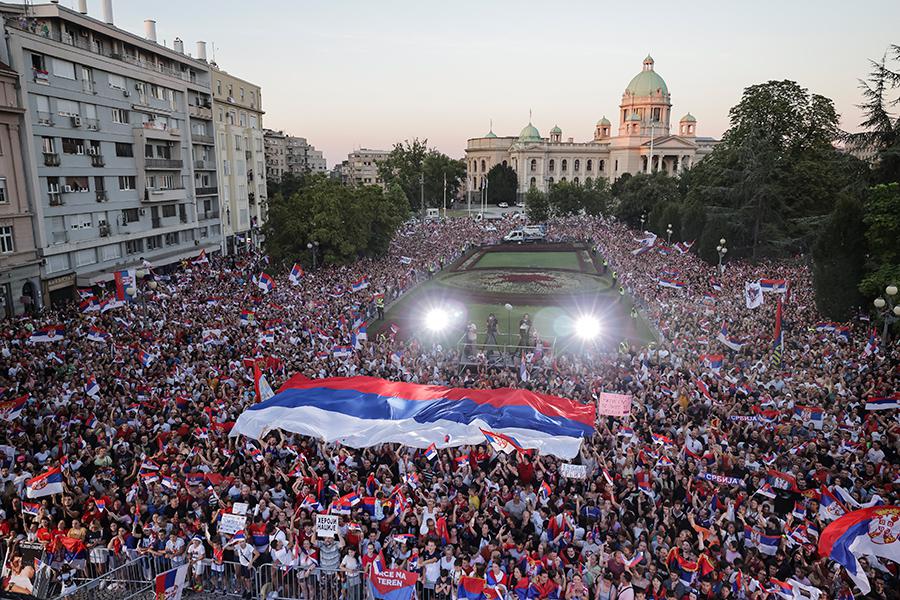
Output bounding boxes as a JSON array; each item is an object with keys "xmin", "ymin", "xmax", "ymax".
[{"xmin": 0, "ymin": 213, "xmax": 896, "ymax": 600}]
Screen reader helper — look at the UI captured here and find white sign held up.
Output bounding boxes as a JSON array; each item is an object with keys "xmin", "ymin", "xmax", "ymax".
[{"xmin": 316, "ymin": 514, "xmax": 339, "ymax": 538}]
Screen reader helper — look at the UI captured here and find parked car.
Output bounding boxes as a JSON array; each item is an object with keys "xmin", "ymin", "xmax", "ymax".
[{"xmin": 498, "ymin": 202, "xmax": 509, "ymax": 208}]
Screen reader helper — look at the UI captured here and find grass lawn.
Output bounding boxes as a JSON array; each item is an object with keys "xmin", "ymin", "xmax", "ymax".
[{"xmin": 473, "ymin": 251, "xmax": 582, "ymax": 271}]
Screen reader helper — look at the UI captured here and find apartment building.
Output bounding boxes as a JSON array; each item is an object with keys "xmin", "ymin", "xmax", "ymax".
[
  {"xmin": 264, "ymin": 129, "xmax": 327, "ymax": 181},
  {"xmin": 211, "ymin": 65, "xmax": 266, "ymax": 255},
  {"xmin": 0, "ymin": 59, "xmax": 41, "ymax": 317},
  {"xmin": 262, "ymin": 128, "xmax": 286, "ymax": 182},
  {"xmin": 346, "ymin": 148, "xmax": 389, "ymax": 187},
  {"xmin": 0, "ymin": 1, "xmax": 221, "ymax": 305}
]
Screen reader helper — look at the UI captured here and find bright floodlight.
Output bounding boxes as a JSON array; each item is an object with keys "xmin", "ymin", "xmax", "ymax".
[
  {"xmin": 575, "ymin": 315, "xmax": 602, "ymax": 340},
  {"xmin": 425, "ymin": 308, "xmax": 450, "ymax": 332}
]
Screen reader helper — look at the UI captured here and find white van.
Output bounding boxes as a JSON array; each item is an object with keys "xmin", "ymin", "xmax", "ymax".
[{"xmin": 425, "ymin": 208, "xmax": 441, "ymax": 221}]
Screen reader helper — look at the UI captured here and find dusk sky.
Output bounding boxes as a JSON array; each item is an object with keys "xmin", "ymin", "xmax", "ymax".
[{"xmin": 98, "ymin": 0, "xmax": 900, "ymax": 166}]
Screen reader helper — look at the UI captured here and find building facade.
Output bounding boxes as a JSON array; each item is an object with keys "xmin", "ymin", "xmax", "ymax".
[
  {"xmin": 344, "ymin": 148, "xmax": 389, "ymax": 186},
  {"xmin": 0, "ymin": 1, "xmax": 222, "ymax": 305},
  {"xmin": 210, "ymin": 65, "xmax": 266, "ymax": 255},
  {"xmin": 0, "ymin": 59, "xmax": 41, "ymax": 317},
  {"xmin": 263, "ymin": 129, "xmax": 327, "ymax": 181},
  {"xmin": 465, "ymin": 56, "xmax": 718, "ymax": 200}
]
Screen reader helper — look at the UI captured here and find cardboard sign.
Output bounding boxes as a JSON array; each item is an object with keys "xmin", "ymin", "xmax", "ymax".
[
  {"xmin": 219, "ymin": 513, "xmax": 246, "ymax": 535},
  {"xmin": 559, "ymin": 463, "xmax": 588, "ymax": 479},
  {"xmin": 597, "ymin": 392, "xmax": 633, "ymax": 417},
  {"xmin": 232, "ymin": 502, "xmax": 249, "ymax": 516},
  {"xmin": 316, "ymin": 514, "xmax": 339, "ymax": 538}
]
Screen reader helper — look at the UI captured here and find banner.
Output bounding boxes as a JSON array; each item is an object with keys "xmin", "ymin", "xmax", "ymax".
[
  {"xmin": 559, "ymin": 463, "xmax": 588, "ymax": 479},
  {"xmin": 699, "ymin": 472, "xmax": 745, "ymax": 487},
  {"xmin": 316, "ymin": 514, "xmax": 339, "ymax": 538},
  {"xmin": 596, "ymin": 392, "xmax": 632, "ymax": 417},
  {"xmin": 369, "ymin": 569, "xmax": 418, "ymax": 600}
]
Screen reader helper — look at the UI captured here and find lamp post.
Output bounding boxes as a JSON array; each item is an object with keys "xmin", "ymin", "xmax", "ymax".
[
  {"xmin": 504, "ymin": 303, "xmax": 513, "ymax": 353},
  {"xmin": 307, "ymin": 241, "xmax": 319, "ymax": 270},
  {"xmin": 640, "ymin": 212, "xmax": 646, "ymax": 231},
  {"xmin": 715, "ymin": 238, "xmax": 728, "ymax": 275},
  {"xmin": 873, "ymin": 284, "xmax": 900, "ymax": 346},
  {"xmin": 666, "ymin": 223, "xmax": 673, "ymax": 245}
]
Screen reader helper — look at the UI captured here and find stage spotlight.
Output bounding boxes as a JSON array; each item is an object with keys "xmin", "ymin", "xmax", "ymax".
[
  {"xmin": 425, "ymin": 308, "xmax": 450, "ymax": 332},
  {"xmin": 575, "ymin": 315, "xmax": 602, "ymax": 340}
]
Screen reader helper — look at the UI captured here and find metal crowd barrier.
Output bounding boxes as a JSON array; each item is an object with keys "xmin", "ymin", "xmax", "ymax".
[{"xmin": 256, "ymin": 564, "xmax": 367, "ymax": 600}]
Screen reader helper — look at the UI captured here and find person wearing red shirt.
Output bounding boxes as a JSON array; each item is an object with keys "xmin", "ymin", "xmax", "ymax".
[{"xmin": 530, "ymin": 572, "xmax": 559, "ymax": 600}]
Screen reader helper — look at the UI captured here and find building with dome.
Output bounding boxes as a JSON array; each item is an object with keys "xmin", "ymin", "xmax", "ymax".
[{"xmin": 465, "ymin": 56, "xmax": 718, "ymax": 201}]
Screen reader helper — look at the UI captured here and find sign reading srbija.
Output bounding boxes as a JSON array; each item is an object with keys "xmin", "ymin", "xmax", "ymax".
[{"xmin": 597, "ymin": 392, "xmax": 633, "ymax": 417}]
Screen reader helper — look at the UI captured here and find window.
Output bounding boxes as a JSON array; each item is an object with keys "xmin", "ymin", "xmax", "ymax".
[
  {"xmin": 125, "ymin": 238, "xmax": 143, "ymax": 254},
  {"xmin": 574, "ymin": 159, "xmax": 580, "ymax": 172},
  {"xmin": 56, "ymin": 99, "xmax": 79, "ymax": 116},
  {"xmin": 46, "ymin": 254, "xmax": 70, "ymax": 274},
  {"xmin": 122, "ymin": 208, "xmax": 139, "ymax": 224},
  {"xmin": 599, "ymin": 160, "xmax": 605, "ymax": 172},
  {"xmin": 530, "ymin": 177, "xmax": 536, "ymax": 189},
  {"xmin": 165, "ymin": 232, "xmax": 178, "ymax": 246},
  {"xmin": 0, "ymin": 226, "xmax": 12, "ymax": 253},
  {"xmin": 240, "ymin": 87, "xmax": 245, "ymax": 101},
  {"xmin": 144, "ymin": 144, "xmax": 153, "ymax": 159},
  {"xmin": 51, "ymin": 58, "xmax": 76, "ymax": 79},
  {"xmin": 81, "ymin": 66, "xmax": 94, "ymax": 91},
  {"xmin": 94, "ymin": 176, "xmax": 105, "ymax": 191},
  {"xmin": 0, "ymin": 178, "xmax": 6, "ymax": 204},
  {"xmin": 480, "ymin": 159, "xmax": 486, "ymax": 172},
  {"xmin": 115, "ymin": 143, "xmax": 133, "ymax": 157},
  {"xmin": 101, "ymin": 244, "xmax": 121, "ymax": 261},
  {"xmin": 35, "ymin": 95, "xmax": 50, "ymax": 113},
  {"xmin": 561, "ymin": 159, "xmax": 568, "ymax": 172},
  {"xmin": 161, "ymin": 175, "xmax": 175, "ymax": 189},
  {"xmin": 47, "ymin": 176, "xmax": 60, "ymax": 195},
  {"xmin": 549, "ymin": 159, "xmax": 555, "ymax": 172},
  {"xmin": 216, "ymin": 80, "xmax": 221, "ymax": 95},
  {"xmin": 162, "ymin": 204, "xmax": 176, "ymax": 218},
  {"xmin": 234, "ymin": 135, "xmax": 242, "ymax": 151},
  {"xmin": 84, "ymin": 103, "xmax": 97, "ymax": 120},
  {"xmin": 74, "ymin": 248, "xmax": 96, "ymax": 267},
  {"xmin": 146, "ymin": 235, "xmax": 161, "ymax": 250},
  {"xmin": 239, "ymin": 112, "xmax": 246, "ymax": 127},
  {"xmin": 65, "ymin": 176, "xmax": 89, "ymax": 191},
  {"xmin": 574, "ymin": 177, "xmax": 579, "ymax": 184},
  {"xmin": 118, "ymin": 176, "xmax": 136, "ymax": 191},
  {"xmin": 151, "ymin": 85, "xmax": 166, "ymax": 101},
  {"xmin": 108, "ymin": 73, "xmax": 126, "ymax": 90},
  {"xmin": 530, "ymin": 159, "xmax": 537, "ymax": 172},
  {"xmin": 62, "ymin": 138, "xmax": 84, "ymax": 154},
  {"xmin": 111, "ymin": 108, "xmax": 128, "ymax": 124},
  {"xmin": 31, "ymin": 53, "xmax": 45, "ymax": 72},
  {"xmin": 587, "ymin": 159, "xmax": 592, "ymax": 172},
  {"xmin": 249, "ymin": 115, "xmax": 258, "ymax": 130}
]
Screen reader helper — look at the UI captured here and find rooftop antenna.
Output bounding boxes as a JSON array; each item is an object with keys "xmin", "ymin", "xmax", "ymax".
[
  {"xmin": 489, "ymin": 118, "xmax": 493, "ymax": 132},
  {"xmin": 211, "ymin": 42, "xmax": 217, "ymax": 64},
  {"xmin": 529, "ymin": 108, "xmax": 532, "ymax": 123}
]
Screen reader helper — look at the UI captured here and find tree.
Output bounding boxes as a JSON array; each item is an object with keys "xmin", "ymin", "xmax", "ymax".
[
  {"xmin": 615, "ymin": 172, "xmax": 681, "ymax": 228},
  {"xmin": 525, "ymin": 187, "xmax": 550, "ymax": 223},
  {"xmin": 262, "ymin": 174, "xmax": 408, "ymax": 267},
  {"xmin": 812, "ymin": 195, "xmax": 866, "ymax": 320},
  {"xmin": 860, "ymin": 183, "xmax": 900, "ymax": 298},
  {"xmin": 486, "ymin": 164, "xmax": 518, "ymax": 205},
  {"xmin": 377, "ymin": 139, "xmax": 465, "ymax": 211},
  {"xmin": 266, "ymin": 172, "xmax": 308, "ymax": 200},
  {"xmin": 849, "ymin": 45, "xmax": 900, "ymax": 184}
]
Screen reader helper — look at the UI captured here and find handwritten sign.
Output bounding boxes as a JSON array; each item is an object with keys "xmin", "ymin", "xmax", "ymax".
[
  {"xmin": 232, "ymin": 502, "xmax": 249, "ymax": 516},
  {"xmin": 597, "ymin": 392, "xmax": 633, "ymax": 417},
  {"xmin": 316, "ymin": 514, "xmax": 339, "ymax": 538},
  {"xmin": 559, "ymin": 463, "xmax": 588, "ymax": 479},
  {"xmin": 219, "ymin": 513, "xmax": 246, "ymax": 535}
]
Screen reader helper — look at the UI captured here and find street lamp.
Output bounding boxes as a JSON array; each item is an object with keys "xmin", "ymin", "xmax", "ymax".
[
  {"xmin": 307, "ymin": 241, "xmax": 319, "ymax": 270},
  {"xmin": 715, "ymin": 238, "xmax": 728, "ymax": 275},
  {"xmin": 666, "ymin": 223, "xmax": 673, "ymax": 245},
  {"xmin": 640, "ymin": 212, "xmax": 647, "ymax": 231},
  {"xmin": 873, "ymin": 284, "xmax": 900, "ymax": 345},
  {"xmin": 504, "ymin": 303, "xmax": 513, "ymax": 351}
]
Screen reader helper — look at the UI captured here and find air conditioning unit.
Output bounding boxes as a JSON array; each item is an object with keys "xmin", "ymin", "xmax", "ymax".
[
  {"xmin": 99, "ymin": 224, "xmax": 110, "ymax": 237},
  {"xmin": 71, "ymin": 116, "xmax": 82, "ymax": 127},
  {"xmin": 123, "ymin": 90, "xmax": 130, "ymax": 97},
  {"xmin": 64, "ymin": 185, "xmax": 73, "ymax": 193}
]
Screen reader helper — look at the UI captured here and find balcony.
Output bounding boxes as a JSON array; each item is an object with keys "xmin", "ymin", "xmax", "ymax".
[
  {"xmin": 95, "ymin": 190, "xmax": 108, "ymax": 202},
  {"xmin": 189, "ymin": 104, "xmax": 213, "ymax": 120},
  {"xmin": 43, "ymin": 152, "xmax": 60, "ymax": 167},
  {"xmin": 145, "ymin": 158, "xmax": 183, "ymax": 170},
  {"xmin": 142, "ymin": 187, "xmax": 187, "ymax": 203},
  {"xmin": 84, "ymin": 118, "xmax": 100, "ymax": 131},
  {"xmin": 90, "ymin": 154, "xmax": 105, "ymax": 167},
  {"xmin": 195, "ymin": 186, "xmax": 217, "ymax": 196},
  {"xmin": 192, "ymin": 133, "xmax": 214, "ymax": 145},
  {"xmin": 138, "ymin": 122, "xmax": 180, "ymax": 138},
  {"xmin": 194, "ymin": 159, "xmax": 215, "ymax": 171}
]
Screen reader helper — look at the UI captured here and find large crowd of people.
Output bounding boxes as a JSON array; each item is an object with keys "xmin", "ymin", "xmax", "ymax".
[{"xmin": 0, "ymin": 214, "xmax": 896, "ymax": 600}]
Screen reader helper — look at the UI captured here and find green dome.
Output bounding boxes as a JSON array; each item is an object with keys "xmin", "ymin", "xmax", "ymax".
[
  {"xmin": 597, "ymin": 116, "xmax": 611, "ymax": 126},
  {"xmin": 625, "ymin": 55, "xmax": 668, "ymax": 97},
  {"xmin": 680, "ymin": 113, "xmax": 696, "ymax": 123},
  {"xmin": 484, "ymin": 130, "xmax": 497, "ymax": 138},
  {"xmin": 550, "ymin": 125, "xmax": 562, "ymax": 134},
  {"xmin": 518, "ymin": 122, "xmax": 541, "ymax": 142}
]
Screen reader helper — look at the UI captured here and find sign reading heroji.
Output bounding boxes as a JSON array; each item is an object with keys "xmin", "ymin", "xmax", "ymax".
[{"xmin": 369, "ymin": 569, "xmax": 418, "ymax": 600}]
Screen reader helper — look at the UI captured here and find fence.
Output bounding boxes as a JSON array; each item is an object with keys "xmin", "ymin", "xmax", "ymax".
[{"xmin": 39, "ymin": 555, "xmax": 368, "ymax": 600}]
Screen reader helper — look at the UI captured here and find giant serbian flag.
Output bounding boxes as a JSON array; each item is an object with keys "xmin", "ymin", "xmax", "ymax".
[
  {"xmin": 230, "ymin": 374, "xmax": 595, "ymax": 458},
  {"xmin": 369, "ymin": 568, "xmax": 418, "ymax": 600},
  {"xmin": 818, "ymin": 505, "xmax": 900, "ymax": 594}
]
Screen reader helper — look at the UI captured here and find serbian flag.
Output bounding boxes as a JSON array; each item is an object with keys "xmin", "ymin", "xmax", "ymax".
[
  {"xmin": 53, "ymin": 536, "xmax": 88, "ymax": 563},
  {"xmin": 257, "ymin": 272, "xmax": 275, "ymax": 294},
  {"xmin": 30, "ymin": 325, "xmax": 66, "ymax": 343},
  {"xmin": 651, "ymin": 433, "xmax": 674, "ymax": 446},
  {"xmin": 114, "ymin": 269, "xmax": 137, "ymax": 302},
  {"xmin": 863, "ymin": 329, "xmax": 879, "ymax": 356},
  {"xmin": 658, "ymin": 278, "xmax": 685, "ymax": 289},
  {"xmin": 424, "ymin": 443, "xmax": 438, "ymax": 461},
  {"xmin": 84, "ymin": 376, "xmax": 100, "ymax": 397},
  {"xmin": 155, "ymin": 565, "xmax": 188, "ymax": 600},
  {"xmin": 231, "ymin": 374, "xmax": 596, "ymax": 459},
  {"xmin": 289, "ymin": 263, "xmax": 304, "ymax": 285},
  {"xmin": 674, "ymin": 241, "xmax": 694, "ymax": 254},
  {"xmin": 480, "ymin": 428, "xmax": 525, "ymax": 454},
  {"xmin": 351, "ymin": 276, "xmax": 370, "ymax": 292},
  {"xmin": 758, "ymin": 279, "xmax": 788, "ymax": 294},
  {"xmin": 79, "ymin": 296, "xmax": 100, "ymax": 313},
  {"xmin": 371, "ymin": 551, "xmax": 387, "ymax": 575},
  {"xmin": 26, "ymin": 466, "xmax": 65, "ymax": 498},
  {"xmin": 818, "ymin": 505, "xmax": 900, "ymax": 594},
  {"xmin": 22, "ymin": 501, "xmax": 42, "ymax": 517},
  {"xmin": 86, "ymin": 327, "xmax": 111, "ymax": 343},
  {"xmin": 137, "ymin": 350, "xmax": 155, "ymax": 368},
  {"xmin": 539, "ymin": 481, "xmax": 552, "ymax": 499},
  {"xmin": 95, "ymin": 498, "xmax": 107, "ymax": 512},
  {"xmin": 254, "ymin": 361, "xmax": 276, "ymax": 403},
  {"xmin": 458, "ymin": 576, "xmax": 487, "ymax": 600},
  {"xmin": 865, "ymin": 393, "xmax": 900, "ymax": 411},
  {"xmin": 793, "ymin": 405, "xmax": 824, "ymax": 429},
  {"xmin": 819, "ymin": 486, "xmax": 848, "ymax": 521},
  {"xmin": 0, "ymin": 394, "xmax": 28, "ymax": 421},
  {"xmin": 192, "ymin": 249, "xmax": 210, "ymax": 265},
  {"xmin": 240, "ymin": 310, "xmax": 255, "ymax": 326}
]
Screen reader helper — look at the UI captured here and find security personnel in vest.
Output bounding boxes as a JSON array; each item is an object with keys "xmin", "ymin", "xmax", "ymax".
[
  {"xmin": 601, "ymin": 258, "xmax": 608, "ymax": 275},
  {"xmin": 375, "ymin": 294, "xmax": 385, "ymax": 321},
  {"xmin": 619, "ymin": 285, "xmax": 625, "ymax": 303},
  {"xmin": 630, "ymin": 306, "xmax": 638, "ymax": 320}
]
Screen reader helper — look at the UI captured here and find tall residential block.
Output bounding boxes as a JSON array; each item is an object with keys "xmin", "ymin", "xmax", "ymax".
[{"xmin": 0, "ymin": 2, "xmax": 222, "ymax": 305}]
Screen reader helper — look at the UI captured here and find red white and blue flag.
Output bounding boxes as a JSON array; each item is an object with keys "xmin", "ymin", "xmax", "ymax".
[
  {"xmin": 351, "ymin": 276, "xmax": 370, "ymax": 292},
  {"xmin": 863, "ymin": 329, "xmax": 879, "ymax": 356},
  {"xmin": 84, "ymin": 376, "xmax": 100, "ymax": 397},
  {"xmin": 30, "ymin": 325, "xmax": 66, "ymax": 343},
  {"xmin": 758, "ymin": 279, "xmax": 788, "ymax": 294},
  {"xmin": 424, "ymin": 443, "xmax": 438, "ymax": 461},
  {"xmin": 818, "ymin": 506, "xmax": 900, "ymax": 594},
  {"xmin": 22, "ymin": 501, "xmax": 42, "ymax": 516},
  {"xmin": 154, "ymin": 565, "xmax": 189, "ymax": 600},
  {"xmin": 865, "ymin": 393, "xmax": 900, "ymax": 411},
  {"xmin": 674, "ymin": 241, "xmax": 694, "ymax": 254},
  {"xmin": 232, "ymin": 374, "xmax": 596, "ymax": 459},
  {"xmin": 0, "ymin": 394, "xmax": 28, "ymax": 421},
  {"xmin": 26, "ymin": 466, "xmax": 65, "ymax": 498},
  {"xmin": 86, "ymin": 326, "xmax": 111, "ymax": 343},
  {"xmin": 657, "ymin": 278, "xmax": 685, "ymax": 289},
  {"xmin": 480, "ymin": 428, "xmax": 525, "ymax": 453},
  {"xmin": 257, "ymin": 272, "xmax": 275, "ymax": 294},
  {"xmin": 289, "ymin": 263, "xmax": 304, "ymax": 285},
  {"xmin": 114, "ymin": 269, "xmax": 137, "ymax": 302}
]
